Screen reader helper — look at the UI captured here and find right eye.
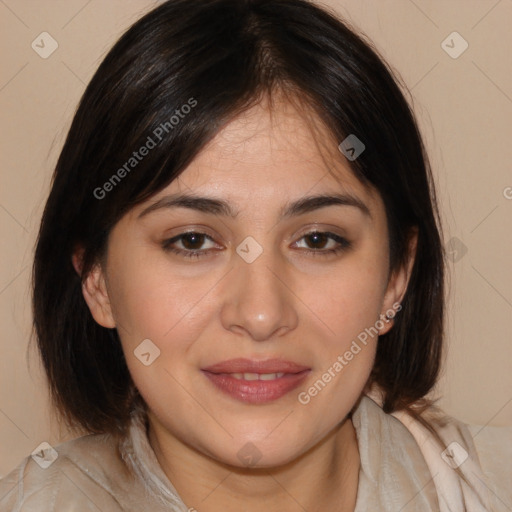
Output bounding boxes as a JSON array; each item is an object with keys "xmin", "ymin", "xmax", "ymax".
[{"xmin": 161, "ymin": 231, "xmax": 220, "ymax": 259}]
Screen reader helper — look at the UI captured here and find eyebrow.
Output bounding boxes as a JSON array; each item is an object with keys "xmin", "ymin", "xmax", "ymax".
[{"xmin": 138, "ymin": 192, "xmax": 372, "ymax": 220}]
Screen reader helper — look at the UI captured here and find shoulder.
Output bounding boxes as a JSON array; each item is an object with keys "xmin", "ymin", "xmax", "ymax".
[
  {"xmin": 468, "ymin": 422, "xmax": 512, "ymax": 511},
  {"xmin": 421, "ymin": 404, "xmax": 512, "ymax": 510},
  {"xmin": 396, "ymin": 399, "xmax": 512, "ymax": 512},
  {"xmin": 0, "ymin": 433, "xmax": 133, "ymax": 512},
  {"xmin": 351, "ymin": 395, "xmax": 440, "ymax": 510},
  {"xmin": 359, "ymin": 390, "xmax": 512, "ymax": 511}
]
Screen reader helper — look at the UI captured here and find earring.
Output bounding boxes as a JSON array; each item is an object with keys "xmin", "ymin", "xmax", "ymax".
[{"xmin": 380, "ymin": 305, "xmax": 401, "ymax": 323}]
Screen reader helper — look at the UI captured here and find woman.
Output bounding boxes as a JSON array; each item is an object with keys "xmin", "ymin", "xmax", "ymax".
[{"xmin": 0, "ymin": 0, "xmax": 509, "ymax": 510}]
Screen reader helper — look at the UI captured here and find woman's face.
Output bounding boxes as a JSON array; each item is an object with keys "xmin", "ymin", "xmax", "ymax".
[{"xmin": 81, "ymin": 96, "xmax": 412, "ymax": 468}]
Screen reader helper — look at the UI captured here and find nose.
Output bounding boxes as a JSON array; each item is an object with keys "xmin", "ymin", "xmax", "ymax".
[{"xmin": 220, "ymin": 245, "xmax": 299, "ymax": 342}]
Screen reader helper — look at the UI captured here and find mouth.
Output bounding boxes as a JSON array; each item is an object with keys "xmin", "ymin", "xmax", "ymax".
[
  {"xmin": 222, "ymin": 372, "xmax": 286, "ymax": 380},
  {"xmin": 201, "ymin": 358, "xmax": 311, "ymax": 404}
]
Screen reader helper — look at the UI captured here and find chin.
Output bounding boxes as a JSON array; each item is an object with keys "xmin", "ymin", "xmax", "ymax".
[{"xmin": 205, "ymin": 434, "xmax": 313, "ymax": 471}]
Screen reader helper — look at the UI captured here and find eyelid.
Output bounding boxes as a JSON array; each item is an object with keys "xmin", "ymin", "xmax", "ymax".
[
  {"xmin": 293, "ymin": 222, "xmax": 347, "ymax": 237},
  {"xmin": 162, "ymin": 231, "xmax": 220, "ymax": 249},
  {"xmin": 161, "ymin": 225, "xmax": 219, "ymax": 242}
]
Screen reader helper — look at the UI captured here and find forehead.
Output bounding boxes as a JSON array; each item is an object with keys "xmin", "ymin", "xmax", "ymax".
[
  {"xmin": 176, "ymin": 97, "xmax": 375, "ymax": 202},
  {"xmin": 133, "ymin": 94, "xmax": 384, "ymax": 224}
]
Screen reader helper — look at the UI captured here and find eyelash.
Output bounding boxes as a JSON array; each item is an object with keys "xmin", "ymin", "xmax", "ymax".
[{"xmin": 161, "ymin": 231, "xmax": 352, "ymax": 260}]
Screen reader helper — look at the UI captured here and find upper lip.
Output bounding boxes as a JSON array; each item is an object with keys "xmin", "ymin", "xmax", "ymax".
[{"xmin": 202, "ymin": 358, "xmax": 310, "ymax": 374}]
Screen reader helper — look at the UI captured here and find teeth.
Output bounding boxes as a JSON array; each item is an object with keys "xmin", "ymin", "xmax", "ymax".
[
  {"xmin": 230, "ymin": 372, "xmax": 285, "ymax": 381},
  {"xmin": 260, "ymin": 372, "xmax": 285, "ymax": 380},
  {"xmin": 242, "ymin": 372, "xmax": 259, "ymax": 381}
]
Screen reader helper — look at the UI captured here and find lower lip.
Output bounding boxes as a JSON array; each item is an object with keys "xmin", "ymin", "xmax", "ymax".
[{"xmin": 202, "ymin": 370, "xmax": 311, "ymax": 404}]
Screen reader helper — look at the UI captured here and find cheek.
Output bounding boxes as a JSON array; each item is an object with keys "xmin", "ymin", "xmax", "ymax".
[
  {"xmin": 104, "ymin": 256, "xmax": 227, "ymax": 413},
  {"xmin": 108, "ymin": 260, "xmax": 218, "ymax": 410},
  {"xmin": 106, "ymin": 249, "xmax": 217, "ymax": 343},
  {"xmin": 293, "ymin": 269, "xmax": 383, "ymax": 420},
  {"xmin": 291, "ymin": 243, "xmax": 387, "ymax": 400},
  {"xmin": 299, "ymin": 248, "xmax": 387, "ymax": 343}
]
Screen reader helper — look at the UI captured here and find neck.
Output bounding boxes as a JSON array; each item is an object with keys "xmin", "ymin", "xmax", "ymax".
[{"xmin": 148, "ymin": 414, "xmax": 360, "ymax": 512}]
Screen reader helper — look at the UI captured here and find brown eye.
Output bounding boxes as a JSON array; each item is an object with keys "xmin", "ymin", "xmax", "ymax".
[
  {"xmin": 304, "ymin": 232, "xmax": 330, "ymax": 249},
  {"xmin": 180, "ymin": 232, "xmax": 207, "ymax": 250},
  {"xmin": 294, "ymin": 231, "xmax": 351, "ymax": 256},
  {"xmin": 162, "ymin": 231, "xmax": 219, "ymax": 259}
]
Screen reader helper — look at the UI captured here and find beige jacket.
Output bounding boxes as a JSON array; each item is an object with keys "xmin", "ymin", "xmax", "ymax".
[{"xmin": 1, "ymin": 393, "xmax": 510, "ymax": 511}]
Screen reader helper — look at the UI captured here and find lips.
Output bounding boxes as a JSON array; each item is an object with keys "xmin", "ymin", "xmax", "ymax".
[{"xmin": 201, "ymin": 358, "xmax": 311, "ymax": 404}]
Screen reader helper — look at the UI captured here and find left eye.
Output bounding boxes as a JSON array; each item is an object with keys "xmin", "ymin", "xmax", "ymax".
[
  {"xmin": 293, "ymin": 231, "xmax": 351, "ymax": 255},
  {"xmin": 294, "ymin": 231, "xmax": 350, "ymax": 252},
  {"xmin": 162, "ymin": 230, "xmax": 351, "ymax": 260}
]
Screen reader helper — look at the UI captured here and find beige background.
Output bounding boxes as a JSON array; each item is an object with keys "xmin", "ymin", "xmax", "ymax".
[{"xmin": 1, "ymin": 0, "xmax": 511, "ymax": 477}]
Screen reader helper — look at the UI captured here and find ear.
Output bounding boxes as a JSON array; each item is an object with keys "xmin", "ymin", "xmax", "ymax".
[
  {"xmin": 378, "ymin": 227, "xmax": 418, "ymax": 335},
  {"xmin": 72, "ymin": 247, "xmax": 116, "ymax": 329}
]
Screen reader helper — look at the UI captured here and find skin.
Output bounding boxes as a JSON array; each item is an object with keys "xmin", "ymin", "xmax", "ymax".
[{"xmin": 76, "ymin": 94, "xmax": 416, "ymax": 512}]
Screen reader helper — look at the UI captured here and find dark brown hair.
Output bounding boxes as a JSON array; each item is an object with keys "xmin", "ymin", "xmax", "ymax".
[{"xmin": 32, "ymin": 0, "xmax": 445, "ymax": 438}]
